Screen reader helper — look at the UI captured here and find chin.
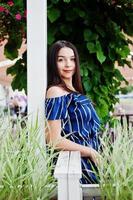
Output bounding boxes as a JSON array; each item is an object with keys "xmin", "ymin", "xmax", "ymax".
[
  {"xmin": 62, "ymin": 75, "xmax": 73, "ymax": 79},
  {"xmin": 62, "ymin": 72, "xmax": 74, "ymax": 78}
]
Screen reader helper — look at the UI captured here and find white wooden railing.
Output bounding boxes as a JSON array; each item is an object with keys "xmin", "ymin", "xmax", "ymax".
[{"xmin": 54, "ymin": 151, "xmax": 101, "ymax": 200}]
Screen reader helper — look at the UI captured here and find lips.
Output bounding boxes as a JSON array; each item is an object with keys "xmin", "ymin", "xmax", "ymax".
[{"xmin": 63, "ymin": 70, "xmax": 73, "ymax": 73}]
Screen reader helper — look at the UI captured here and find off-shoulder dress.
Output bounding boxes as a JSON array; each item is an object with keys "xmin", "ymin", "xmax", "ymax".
[{"xmin": 45, "ymin": 92, "xmax": 100, "ymax": 184}]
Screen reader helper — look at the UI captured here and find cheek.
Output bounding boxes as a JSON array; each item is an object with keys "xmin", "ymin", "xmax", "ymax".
[
  {"xmin": 57, "ymin": 62, "xmax": 64, "ymax": 69},
  {"xmin": 57, "ymin": 64, "xmax": 63, "ymax": 75}
]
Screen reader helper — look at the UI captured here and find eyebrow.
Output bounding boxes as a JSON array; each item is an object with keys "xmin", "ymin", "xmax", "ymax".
[{"xmin": 57, "ymin": 56, "xmax": 75, "ymax": 58}]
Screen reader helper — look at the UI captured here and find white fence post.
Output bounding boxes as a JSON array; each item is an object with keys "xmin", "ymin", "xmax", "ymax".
[
  {"xmin": 68, "ymin": 151, "xmax": 82, "ymax": 200},
  {"xmin": 54, "ymin": 151, "xmax": 70, "ymax": 200},
  {"xmin": 27, "ymin": 0, "xmax": 47, "ymax": 145},
  {"xmin": 54, "ymin": 151, "xmax": 101, "ymax": 200}
]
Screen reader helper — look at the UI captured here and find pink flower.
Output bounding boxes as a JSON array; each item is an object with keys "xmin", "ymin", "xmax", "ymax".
[
  {"xmin": 0, "ymin": 6, "xmax": 5, "ymax": 12},
  {"xmin": 7, "ymin": 1, "xmax": 14, "ymax": 6},
  {"xmin": 15, "ymin": 13, "xmax": 22, "ymax": 20},
  {"xmin": 4, "ymin": 9, "xmax": 9, "ymax": 14}
]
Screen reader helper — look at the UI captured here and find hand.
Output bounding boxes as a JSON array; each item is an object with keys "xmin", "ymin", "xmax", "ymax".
[{"xmin": 88, "ymin": 147, "xmax": 101, "ymax": 166}]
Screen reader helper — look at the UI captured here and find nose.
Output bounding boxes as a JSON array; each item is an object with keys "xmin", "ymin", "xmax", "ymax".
[{"xmin": 65, "ymin": 59, "xmax": 71, "ymax": 68}]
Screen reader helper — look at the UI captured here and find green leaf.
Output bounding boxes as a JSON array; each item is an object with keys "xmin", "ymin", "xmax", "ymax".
[
  {"xmin": 84, "ymin": 68, "xmax": 88, "ymax": 77},
  {"xmin": 98, "ymin": 98, "xmax": 109, "ymax": 118},
  {"xmin": 48, "ymin": 31, "xmax": 55, "ymax": 45},
  {"xmin": 84, "ymin": 29, "xmax": 98, "ymax": 42},
  {"xmin": 84, "ymin": 29, "xmax": 91, "ymax": 41},
  {"xmin": 114, "ymin": 69, "xmax": 125, "ymax": 81},
  {"xmin": 96, "ymin": 50, "xmax": 106, "ymax": 64},
  {"xmin": 63, "ymin": 0, "xmax": 71, "ymax": 3},
  {"xmin": 86, "ymin": 58, "xmax": 96, "ymax": 71},
  {"xmin": 100, "ymin": 86, "xmax": 108, "ymax": 95},
  {"xmin": 93, "ymin": 87, "xmax": 101, "ymax": 95},
  {"xmin": 60, "ymin": 25, "xmax": 72, "ymax": 35},
  {"xmin": 83, "ymin": 80, "xmax": 92, "ymax": 92},
  {"xmin": 108, "ymin": 48, "xmax": 116, "ymax": 61},
  {"xmin": 96, "ymin": 41, "xmax": 106, "ymax": 63},
  {"xmin": 92, "ymin": 71, "xmax": 101, "ymax": 84},
  {"xmin": 48, "ymin": 8, "xmax": 61, "ymax": 23},
  {"xmin": 4, "ymin": 46, "xmax": 18, "ymax": 60},
  {"xmin": 86, "ymin": 42, "xmax": 96, "ymax": 53},
  {"xmin": 4, "ymin": 35, "xmax": 22, "ymax": 60},
  {"xmin": 116, "ymin": 45, "xmax": 130, "ymax": 58},
  {"xmin": 78, "ymin": 10, "xmax": 86, "ymax": 18},
  {"xmin": 48, "ymin": 26, "xmax": 58, "ymax": 45},
  {"xmin": 13, "ymin": 0, "xmax": 24, "ymax": 11},
  {"xmin": 7, "ymin": 66, "xmax": 17, "ymax": 76},
  {"xmin": 73, "ymin": 8, "xmax": 85, "ymax": 18}
]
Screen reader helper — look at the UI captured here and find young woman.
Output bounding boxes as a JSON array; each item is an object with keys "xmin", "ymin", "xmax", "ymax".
[{"xmin": 45, "ymin": 40, "xmax": 101, "ymax": 184}]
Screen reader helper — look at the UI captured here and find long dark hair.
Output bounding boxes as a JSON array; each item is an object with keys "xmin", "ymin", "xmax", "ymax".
[{"xmin": 47, "ymin": 40, "xmax": 83, "ymax": 93}]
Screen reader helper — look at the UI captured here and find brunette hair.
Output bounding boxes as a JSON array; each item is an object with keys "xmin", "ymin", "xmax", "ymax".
[{"xmin": 47, "ymin": 40, "xmax": 83, "ymax": 93}]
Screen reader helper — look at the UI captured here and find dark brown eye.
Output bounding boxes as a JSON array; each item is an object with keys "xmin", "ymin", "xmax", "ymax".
[
  {"xmin": 71, "ymin": 58, "xmax": 75, "ymax": 61},
  {"xmin": 58, "ymin": 58, "xmax": 63, "ymax": 62}
]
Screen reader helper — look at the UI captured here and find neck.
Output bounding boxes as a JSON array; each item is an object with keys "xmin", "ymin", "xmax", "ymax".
[{"xmin": 63, "ymin": 78, "xmax": 75, "ymax": 91}]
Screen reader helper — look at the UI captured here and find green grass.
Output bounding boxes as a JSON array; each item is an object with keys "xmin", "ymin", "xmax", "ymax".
[
  {"xmin": 98, "ymin": 123, "xmax": 133, "ymax": 200},
  {"xmin": 0, "ymin": 114, "xmax": 57, "ymax": 200},
  {"xmin": 1, "ymin": 111, "xmax": 133, "ymax": 199}
]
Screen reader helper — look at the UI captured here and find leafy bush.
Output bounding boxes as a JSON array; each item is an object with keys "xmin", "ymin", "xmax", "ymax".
[
  {"xmin": 98, "ymin": 122, "xmax": 133, "ymax": 200},
  {"xmin": 47, "ymin": 0, "xmax": 133, "ymax": 122},
  {"xmin": 0, "ymin": 115, "xmax": 57, "ymax": 200},
  {"xmin": 0, "ymin": 0, "xmax": 27, "ymax": 92}
]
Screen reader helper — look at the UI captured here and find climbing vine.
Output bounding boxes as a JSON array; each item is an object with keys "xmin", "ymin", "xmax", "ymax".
[{"xmin": 47, "ymin": 0, "xmax": 133, "ymax": 122}]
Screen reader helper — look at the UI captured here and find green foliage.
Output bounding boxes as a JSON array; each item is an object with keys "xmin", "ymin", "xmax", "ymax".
[
  {"xmin": 0, "ymin": 0, "xmax": 133, "ymax": 123},
  {"xmin": 47, "ymin": 0, "xmax": 133, "ymax": 123},
  {"xmin": 0, "ymin": 0, "xmax": 26, "ymax": 90},
  {"xmin": 48, "ymin": 8, "xmax": 61, "ymax": 23},
  {"xmin": 0, "ymin": 114, "xmax": 57, "ymax": 200},
  {"xmin": 7, "ymin": 51, "xmax": 27, "ymax": 93},
  {"xmin": 98, "ymin": 123, "xmax": 133, "ymax": 200}
]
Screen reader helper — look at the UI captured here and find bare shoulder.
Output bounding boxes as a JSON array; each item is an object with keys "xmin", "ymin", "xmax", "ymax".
[{"xmin": 46, "ymin": 86, "xmax": 69, "ymax": 98}]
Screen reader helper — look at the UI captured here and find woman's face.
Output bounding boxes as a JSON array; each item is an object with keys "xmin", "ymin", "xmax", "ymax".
[{"xmin": 57, "ymin": 47, "xmax": 76, "ymax": 80}]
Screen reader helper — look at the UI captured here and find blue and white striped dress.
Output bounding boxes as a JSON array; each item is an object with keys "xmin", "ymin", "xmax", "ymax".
[{"xmin": 45, "ymin": 92, "xmax": 100, "ymax": 184}]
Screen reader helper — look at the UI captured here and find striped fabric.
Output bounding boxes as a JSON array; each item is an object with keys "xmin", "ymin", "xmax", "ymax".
[{"xmin": 45, "ymin": 92, "xmax": 100, "ymax": 184}]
